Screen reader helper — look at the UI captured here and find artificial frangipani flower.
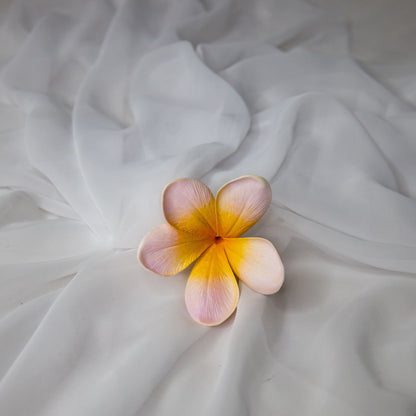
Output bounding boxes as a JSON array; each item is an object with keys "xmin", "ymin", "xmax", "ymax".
[{"xmin": 137, "ymin": 175, "xmax": 284, "ymax": 326}]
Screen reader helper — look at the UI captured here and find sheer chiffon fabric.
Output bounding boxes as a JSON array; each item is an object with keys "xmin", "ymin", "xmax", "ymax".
[{"xmin": 0, "ymin": 0, "xmax": 415, "ymax": 415}]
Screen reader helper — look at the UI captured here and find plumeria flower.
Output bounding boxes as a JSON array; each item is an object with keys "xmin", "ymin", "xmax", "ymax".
[{"xmin": 137, "ymin": 175, "xmax": 284, "ymax": 326}]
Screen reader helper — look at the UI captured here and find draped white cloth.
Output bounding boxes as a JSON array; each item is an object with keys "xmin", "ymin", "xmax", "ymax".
[{"xmin": 1, "ymin": 0, "xmax": 416, "ymax": 414}]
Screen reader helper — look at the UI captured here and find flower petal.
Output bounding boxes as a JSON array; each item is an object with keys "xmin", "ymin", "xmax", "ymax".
[
  {"xmin": 163, "ymin": 178, "xmax": 217, "ymax": 238},
  {"xmin": 185, "ymin": 243, "xmax": 239, "ymax": 326},
  {"xmin": 216, "ymin": 175, "xmax": 272, "ymax": 237},
  {"xmin": 138, "ymin": 223, "xmax": 212, "ymax": 276},
  {"xmin": 223, "ymin": 237, "xmax": 284, "ymax": 294}
]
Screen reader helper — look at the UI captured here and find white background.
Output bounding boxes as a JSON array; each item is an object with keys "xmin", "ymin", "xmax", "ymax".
[{"xmin": 0, "ymin": 0, "xmax": 415, "ymax": 415}]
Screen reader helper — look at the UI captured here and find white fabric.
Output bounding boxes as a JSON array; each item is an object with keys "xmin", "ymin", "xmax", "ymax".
[{"xmin": 1, "ymin": 0, "xmax": 416, "ymax": 414}]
